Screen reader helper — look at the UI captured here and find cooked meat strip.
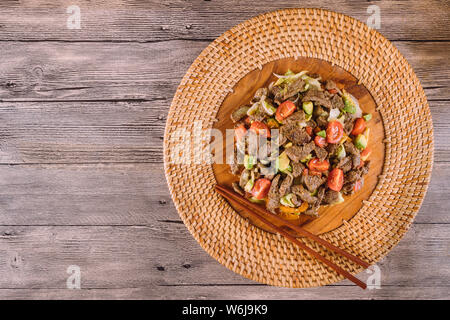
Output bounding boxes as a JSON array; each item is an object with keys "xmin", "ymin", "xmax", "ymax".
[
  {"xmin": 292, "ymin": 184, "xmax": 317, "ymax": 204},
  {"xmin": 331, "ymin": 94, "xmax": 345, "ymax": 110},
  {"xmin": 336, "ymin": 156, "xmax": 353, "ymax": 173},
  {"xmin": 280, "ymin": 124, "xmax": 311, "ymax": 145},
  {"xmin": 344, "ymin": 140, "xmax": 360, "ymax": 155},
  {"xmin": 342, "ymin": 178, "xmax": 364, "ymax": 195},
  {"xmin": 302, "ymin": 89, "xmax": 333, "ymax": 109},
  {"xmin": 351, "ymin": 153, "xmax": 361, "ymax": 169},
  {"xmin": 316, "ymin": 186, "xmax": 326, "ymax": 204},
  {"xmin": 284, "ymin": 77, "xmax": 307, "ymax": 99},
  {"xmin": 302, "ymin": 174, "xmax": 326, "ymax": 192},
  {"xmin": 284, "ymin": 111, "xmax": 306, "ymax": 124},
  {"xmin": 267, "ymin": 174, "xmax": 281, "ymax": 213},
  {"xmin": 285, "ymin": 141, "xmax": 315, "ymax": 162},
  {"xmin": 316, "ymin": 116, "xmax": 328, "ymax": 128},
  {"xmin": 232, "ymin": 182, "xmax": 245, "ymax": 196},
  {"xmin": 314, "ymin": 145, "xmax": 328, "ymax": 161},
  {"xmin": 258, "ymin": 163, "xmax": 276, "ymax": 180},
  {"xmin": 345, "ymin": 161, "xmax": 370, "ymax": 183},
  {"xmin": 323, "ymin": 190, "xmax": 341, "ymax": 204},
  {"xmin": 279, "ymin": 174, "xmax": 293, "ymax": 197},
  {"xmin": 292, "ymin": 162, "xmax": 305, "ymax": 178}
]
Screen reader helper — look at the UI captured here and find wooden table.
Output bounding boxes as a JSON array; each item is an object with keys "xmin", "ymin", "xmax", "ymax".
[{"xmin": 0, "ymin": 1, "xmax": 448, "ymax": 299}]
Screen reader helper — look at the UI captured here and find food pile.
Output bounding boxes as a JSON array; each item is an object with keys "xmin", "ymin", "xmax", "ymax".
[{"xmin": 229, "ymin": 70, "xmax": 373, "ymax": 218}]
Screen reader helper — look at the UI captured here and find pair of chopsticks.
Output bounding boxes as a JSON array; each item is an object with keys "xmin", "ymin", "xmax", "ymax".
[{"xmin": 215, "ymin": 184, "xmax": 370, "ymax": 289}]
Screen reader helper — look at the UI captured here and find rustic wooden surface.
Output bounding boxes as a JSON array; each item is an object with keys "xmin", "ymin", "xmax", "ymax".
[{"xmin": 0, "ymin": 0, "xmax": 449, "ymax": 300}]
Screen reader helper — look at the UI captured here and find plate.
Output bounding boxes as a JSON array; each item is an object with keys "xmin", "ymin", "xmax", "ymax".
[{"xmin": 164, "ymin": 8, "xmax": 433, "ymax": 287}]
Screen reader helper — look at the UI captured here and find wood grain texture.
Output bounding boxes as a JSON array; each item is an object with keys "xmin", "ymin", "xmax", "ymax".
[
  {"xmin": 0, "ymin": 41, "xmax": 448, "ymax": 101},
  {"xmin": 0, "ymin": 1, "xmax": 448, "ymax": 299},
  {"xmin": 0, "ymin": 0, "xmax": 448, "ymax": 41}
]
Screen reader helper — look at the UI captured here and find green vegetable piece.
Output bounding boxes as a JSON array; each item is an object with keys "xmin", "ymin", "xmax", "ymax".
[
  {"xmin": 302, "ymin": 101, "xmax": 314, "ymax": 115},
  {"xmin": 276, "ymin": 151, "xmax": 291, "ymax": 173},
  {"xmin": 261, "ymin": 100, "xmax": 276, "ymax": 116},
  {"xmin": 249, "ymin": 196, "xmax": 265, "ymax": 204},
  {"xmin": 310, "ymin": 190, "xmax": 318, "ymax": 196},
  {"xmin": 342, "ymin": 90, "xmax": 356, "ymax": 114},
  {"xmin": 244, "ymin": 155, "xmax": 256, "ymax": 170},
  {"xmin": 244, "ymin": 179, "xmax": 254, "ymax": 193},
  {"xmin": 336, "ymin": 144, "xmax": 346, "ymax": 159},
  {"xmin": 280, "ymin": 193, "xmax": 295, "ymax": 207},
  {"xmin": 317, "ymin": 130, "xmax": 326, "ymax": 138},
  {"xmin": 354, "ymin": 134, "xmax": 368, "ymax": 150},
  {"xmin": 363, "ymin": 113, "xmax": 372, "ymax": 121}
]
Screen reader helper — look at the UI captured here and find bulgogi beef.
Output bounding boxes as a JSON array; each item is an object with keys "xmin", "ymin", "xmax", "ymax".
[{"xmin": 229, "ymin": 70, "xmax": 373, "ymax": 218}]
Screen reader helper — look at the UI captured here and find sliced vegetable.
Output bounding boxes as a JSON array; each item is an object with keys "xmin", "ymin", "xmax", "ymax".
[
  {"xmin": 261, "ymin": 99, "xmax": 277, "ymax": 116},
  {"xmin": 326, "ymin": 120, "xmax": 344, "ymax": 144},
  {"xmin": 273, "ymin": 70, "xmax": 308, "ymax": 86},
  {"xmin": 244, "ymin": 155, "xmax": 256, "ymax": 169},
  {"xmin": 280, "ymin": 193, "xmax": 295, "ymax": 208},
  {"xmin": 250, "ymin": 121, "xmax": 271, "ymax": 138},
  {"xmin": 363, "ymin": 113, "xmax": 372, "ymax": 121},
  {"xmin": 328, "ymin": 108, "xmax": 340, "ymax": 122},
  {"xmin": 250, "ymin": 178, "xmax": 271, "ymax": 200},
  {"xmin": 342, "ymin": 90, "xmax": 362, "ymax": 117},
  {"xmin": 284, "ymin": 142, "xmax": 293, "ymax": 148},
  {"xmin": 279, "ymin": 201, "xmax": 309, "ymax": 215},
  {"xmin": 276, "ymin": 151, "xmax": 291, "ymax": 173},
  {"xmin": 351, "ymin": 118, "xmax": 366, "ymax": 136},
  {"xmin": 360, "ymin": 147, "xmax": 372, "ymax": 161},
  {"xmin": 275, "ymin": 100, "xmax": 296, "ymax": 122},
  {"xmin": 336, "ymin": 144, "xmax": 346, "ymax": 159},
  {"xmin": 354, "ymin": 134, "xmax": 367, "ymax": 150},
  {"xmin": 302, "ymin": 101, "xmax": 314, "ymax": 115},
  {"xmin": 308, "ymin": 158, "xmax": 330, "ymax": 172},
  {"xmin": 305, "ymin": 126, "xmax": 313, "ymax": 136},
  {"xmin": 266, "ymin": 118, "xmax": 279, "ymax": 129},
  {"xmin": 234, "ymin": 124, "xmax": 247, "ymax": 141},
  {"xmin": 314, "ymin": 135, "xmax": 326, "ymax": 148},
  {"xmin": 301, "ymin": 74, "xmax": 322, "ymax": 90},
  {"xmin": 246, "ymin": 102, "xmax": 260, "ymax": 116},
  {"xmin": 249, "ymin": 196, "xmax": 265, "ymax": 204},
  {"xmin": 317, "ymin": 130, "xmax": 326, "ymax": 138},
  {"xmin": 328, "ymin": 168, "xmax": 344, "ymax": 191}
]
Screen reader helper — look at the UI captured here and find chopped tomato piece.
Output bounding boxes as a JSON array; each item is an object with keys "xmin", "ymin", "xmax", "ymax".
[
  {"xmin": 326, "ymin": 120, "xmax": 344, "ymax": 144},
  {"xmin": 309, "ymin": 169, "xmax": 322, "ymax": 176},
  {"xmin": 308, "ymin": 158, "xmax": 330, "ymax": 172},
  {"xmin": 360, "ymin": 147, "xmax": 372, "ymax": 161},
  {"xmin": 305, "ymin": 126, "xmax": 313, "ymax": 136},
  {"xmin": 302, "ymin": 168, "xmax": 309, "ymax": 176},
  {"xmin": 250, "ymin": 121, "xmax": 271, "ymax": 138},
  {"xmin": 327, "ymin": 88, "xmax": 338, "ymax": 94},
  {"xmin": 234, "ymin": 124, "xmax": 247, "ymax": 141},
  {"xmin": 251, "ymin": 178, "xmax": 271, "ymax": 200},
  {"xmin": 314, "ymin": 135, "xmax": 326, "ymax": 148},
  {"xmin": 275, "ymin": 101, "xmax": 296, "ymax": 122},
  {"xmin": 353, "ymin": 180, "xmax": 363, "ymax": 192},
  {"xmin": 351, "ymin": 118, "xmax": 366, "ymax": 136},
  {"xmin": 328, "ymin": 168, "xmax": 344, "ymax": 191}
]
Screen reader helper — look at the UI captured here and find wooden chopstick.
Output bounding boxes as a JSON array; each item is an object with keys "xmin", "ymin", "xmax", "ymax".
[
  {"xmin": 215, "ymin": 184, "xmax": 368, "ymax": 289},
  {"xmin": 216, "ymin": 184, "xmax": 370, "ymax": 269}
]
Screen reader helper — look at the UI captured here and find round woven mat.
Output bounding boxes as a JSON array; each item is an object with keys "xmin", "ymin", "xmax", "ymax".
[{"xmin": 163, "ymin": 8, "xmax": 433, "ymax": 287}]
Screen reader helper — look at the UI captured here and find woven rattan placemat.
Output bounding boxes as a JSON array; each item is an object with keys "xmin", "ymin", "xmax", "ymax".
[{"xmin": 163, "ymin": 8, "xmax": 433, "ymax": 287}]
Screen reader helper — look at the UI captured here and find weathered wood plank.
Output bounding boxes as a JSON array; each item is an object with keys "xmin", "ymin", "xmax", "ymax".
[
  {"xmin": 0, "ymin": 163, "xmax": 448, "ymax": 225},
  {"xmin": 0, "ymin": 1, "xmax": 448, "ymax": 41},
  {"xmin": 0, "ymin": 41, "xmax": 448, "ymax": 101},
  {"xmin": 0, "ymin": 224, "xmax": 448, "ymax": 296},
  {"xmin": 0, "ymin": 99, "xmax": 447, "ymax": 165}
]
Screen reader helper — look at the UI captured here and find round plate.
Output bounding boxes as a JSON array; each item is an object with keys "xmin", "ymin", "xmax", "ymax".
[
  {"xmin": 164, "ymin": 9, "xmax": 433, "ymax": 287},
  {"xmin": 212, "ymin": 57, "xmax": 385, "ymax": 236}
]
